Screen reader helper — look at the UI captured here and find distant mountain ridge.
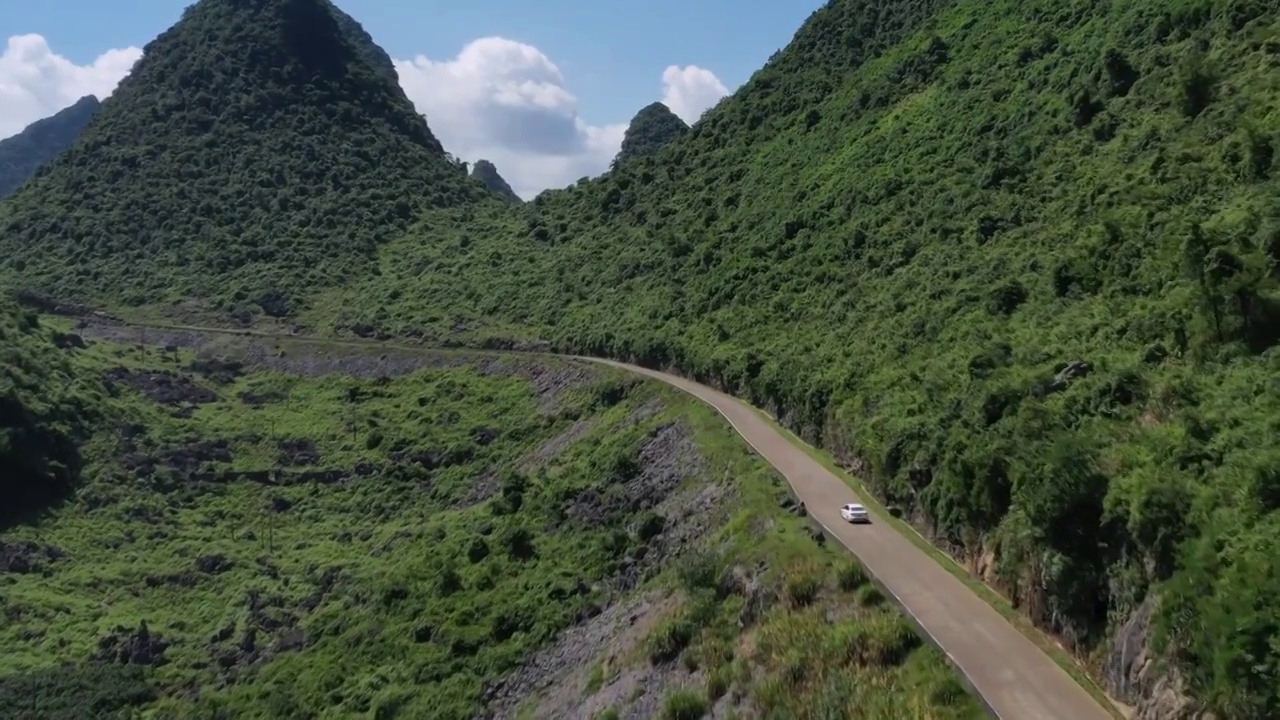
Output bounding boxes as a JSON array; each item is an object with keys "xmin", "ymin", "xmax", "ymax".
[{"xmin": 0, "ymin": 95, "xmax": 100, "ymax": 200}]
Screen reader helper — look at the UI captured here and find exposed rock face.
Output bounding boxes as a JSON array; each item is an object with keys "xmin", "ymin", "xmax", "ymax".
[
  {"xmin": 94, "ymin": 622, "xmax": 171, "ymax": 666},
  {"xmin": 1106, "ymin": 597, "xmax": 1214, "ymax": 720},
  {"xmin": 615, "ymin": 102, "xmax": 688, "ymax": 164}
]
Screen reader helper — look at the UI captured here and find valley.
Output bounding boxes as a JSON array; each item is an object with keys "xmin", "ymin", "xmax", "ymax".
[{"xmin": 2, "ymin": 310, "xmax": 977, "ymax": 719}]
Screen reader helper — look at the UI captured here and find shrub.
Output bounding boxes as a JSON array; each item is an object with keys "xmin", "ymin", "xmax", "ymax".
[
  {"xmin": 648, "ymin": 617, "xmax": 695, "ymax": 664},
  {"xmin": 857, "ymin": 584, "xmax": 885, "ymax": 607},
  {"xmin": 785, "ymin": 572, "xmax": 822, "ymax": 607},
  {"xmin": 835, "ymin": 560, "xmax": 869, "ymax": 591},
  {"xmin": 662, "ymin": 689, "xmax": 708, "ymax": 720}
]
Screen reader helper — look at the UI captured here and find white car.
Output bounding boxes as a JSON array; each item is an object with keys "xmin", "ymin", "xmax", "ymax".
[{"xmin": 840, "ymin": 502, "xmax": 870, "ymax": 524}]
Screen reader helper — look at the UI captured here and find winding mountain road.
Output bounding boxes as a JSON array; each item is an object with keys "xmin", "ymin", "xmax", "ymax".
[
  {"xmin": 84, "ymin": 318, "xmax": 1114, "ymax": 719},
  {"xmin": 582, "ymin": 356, "xmax": 1115, "ymax": 720}
]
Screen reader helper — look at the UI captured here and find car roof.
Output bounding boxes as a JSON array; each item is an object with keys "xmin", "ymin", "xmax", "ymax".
[{"xmin": 844, "ymin": 502, "xmax": 865, "ymax": 509}]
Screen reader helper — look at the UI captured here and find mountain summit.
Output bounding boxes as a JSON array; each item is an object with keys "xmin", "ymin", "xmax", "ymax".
[
  {"xmin": 615, "ymin": 102, "xmax": 688, "ymax": 163},
  {"xmin": 0, "ymin": 95, "xmax": 100, "ymax": 200},
  {"xmin": 470, "ymin": 159, "xmax": 521, "ymax": 203},
  {"xmin": 0, "ymin": 0, "xmax": 483, "ymax": 316}
]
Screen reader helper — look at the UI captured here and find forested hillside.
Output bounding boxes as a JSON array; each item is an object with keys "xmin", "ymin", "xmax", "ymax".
[
  {"xmin": 309, "ymin": 1, "xmax": 1280, "ymax": 717},
  {"xmin": 0, "ymin": 0, "xmax": 494, "ymax": 317},
  {"xmin": 5, "ymin": 0, "xmax": 1279, "ymax": 716},
  {"xmin": 0, "ymin": 96, "xmax": 100, "ymax": 200}
]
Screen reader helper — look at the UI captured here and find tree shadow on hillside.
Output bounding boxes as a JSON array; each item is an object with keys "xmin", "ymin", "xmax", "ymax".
[{"xmin": 0, "ymin": 394, "xmax": 85, "ymax": 533}]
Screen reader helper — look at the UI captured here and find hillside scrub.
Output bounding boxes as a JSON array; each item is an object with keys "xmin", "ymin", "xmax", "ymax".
[
  {"xmin": 0, "ymin": 298, "xmax": 106, "ymax": 528},
  {"xmin": 298, "ymin": 1, "xmax": 1280, "ymax": 716},
  {"xmin": 0, "ymin": 328, "xmax": 980, "ymax": 719}
]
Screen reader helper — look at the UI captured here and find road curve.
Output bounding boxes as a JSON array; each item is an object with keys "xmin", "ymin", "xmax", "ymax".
[{"xmin": 580, "ymin": 356, "xmax": 1114, "ymax": 720}]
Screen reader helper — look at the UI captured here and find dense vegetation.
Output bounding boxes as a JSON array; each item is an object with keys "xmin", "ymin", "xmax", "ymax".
[
  {"xmin": 0, "ymin": 96, "xmax": 100, "ymax": 200},
  {"xmin": 0, "ymin": 298, "xmax": 106, "ymax": 528},
  {"xmin": 0, "ymin": 328, "xmax": 978, "ymax": 719},
  {"xmin": 616, "ymin": 102, "xmax": 689, "ymax": 164},
  {"xmin": 471, "ymin": 159, "xmax": 522, "ymax": 203},
  {"xmin": 322, "ymin": 0, "xmax": 400, "ymax": 86},
  {"xmin": 0, "ymin": 0, "xmax": 494, "ymax": 317},
  {"xmin": 6, "ymin": 0, "xmax": 1280, "ymax": 716},
  {"xmin": 297, "ymin": 1, "xmax": 1279, "ymax": 717}
]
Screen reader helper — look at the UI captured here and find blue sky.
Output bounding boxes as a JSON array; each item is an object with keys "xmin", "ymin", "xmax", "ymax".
[{"xmin": 0, "ymin": 0, "xmax": 826, "ymax": 196}]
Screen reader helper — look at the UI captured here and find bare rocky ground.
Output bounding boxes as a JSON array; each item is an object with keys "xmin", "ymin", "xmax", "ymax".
[
  {"xmin": 477, "ymin": 421, "xmax": 745, "ymax": 720},
  {"xmin": 76, "ymin": 321, "xmax": 597, "ymax": 416}
]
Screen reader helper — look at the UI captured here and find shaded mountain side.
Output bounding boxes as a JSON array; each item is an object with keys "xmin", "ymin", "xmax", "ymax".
[
  {"xmin": 615, "ymin": 102, "xmax": 689, "ymax": 164},
  {"xmin": 0, "ymin": 95, "xmax": 100, "ymax": 200},
  {"xmin": 470, "ymin": 159, "xmax": 522, "ymax": 202},
  {"xmin": 0, "ymin": 0, "xmax": 491, "ymax": 318},
  {"xmin": 0, "ymin": 296, "xmax": 107, "ymax": 528},
  {"xmin": 317, "ymin": 1, "xmax": 1280, "ymax": 717},
  {"xmin": 323, "ymin": 0, "xmax": 399, "ymax": 86}
]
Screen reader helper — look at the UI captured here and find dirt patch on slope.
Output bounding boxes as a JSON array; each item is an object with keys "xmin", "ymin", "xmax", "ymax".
[
  {"xmin": 477, "ymin": 420, "xmax": 735, "ymax": 719},
  {"xmin": 521, "ymin": 419, "xmax": 599, "ymax": 471},
  {"xmin": 475, "ymin": 355, "xmax": 601, "ymax": 415},
  {"xmin": 77, "ymin": 321, "xmax": 605, "ymax": 413},
  {"xmin": 104, "ymin": 368, "xmax": 217, "ymax": 413}
]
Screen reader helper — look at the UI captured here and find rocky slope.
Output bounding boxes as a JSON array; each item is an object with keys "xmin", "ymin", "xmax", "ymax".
[{"xmin": 0, "ymin": 318, "xmax": 979, "ymax": 720}]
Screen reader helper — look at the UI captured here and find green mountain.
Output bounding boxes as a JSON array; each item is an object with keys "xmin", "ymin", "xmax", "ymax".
[
  {"xmin": 615, "ymin": 101, "xmax": 688, "ymax": 163},
  {"xmin": 470, "ymin": 159, "xmax": 522, "ymax": 202},
  {"xmin": 323, "ymin": 0, "xmax": 399, "ymax": 86},
  {"xmin": 313, "ymin": 1, "xmax": 1280, "ymax": 718},
  {"xmin": 0, "ymin": 0, "xmax": 490, "ymax": 318},
  {"xmin": 0, "ymin": 96, "xmax": 100, "ymax": 200},
  {"xmin": 6, "ymin": 0, "xmax": 1280, "ymax": 716}
]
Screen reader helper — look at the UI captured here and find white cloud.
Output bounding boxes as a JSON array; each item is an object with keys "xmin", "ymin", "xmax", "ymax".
[
  {"xmin": 0, "ymin": 33, "xmax": 733, "ymax": 199},
  {"xmin": 394, "ymin": 37, "xmax": 628, "ymax": 199},
  {"xmin": 394, "ymin": 38, "xmax": 731, "ymax": 199},
  {"xmin": 0, "ymin": 34, "xmax": 141, "ymax": 138},
  {"xmin": 661, "ymin": 65, "xmax": 730, "ymax": 124}
]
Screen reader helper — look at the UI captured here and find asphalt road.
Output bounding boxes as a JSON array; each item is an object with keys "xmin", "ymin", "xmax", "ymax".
[{"xmin": 583, "ymin": 357, "xmax": 1116, "ymax": 720}]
